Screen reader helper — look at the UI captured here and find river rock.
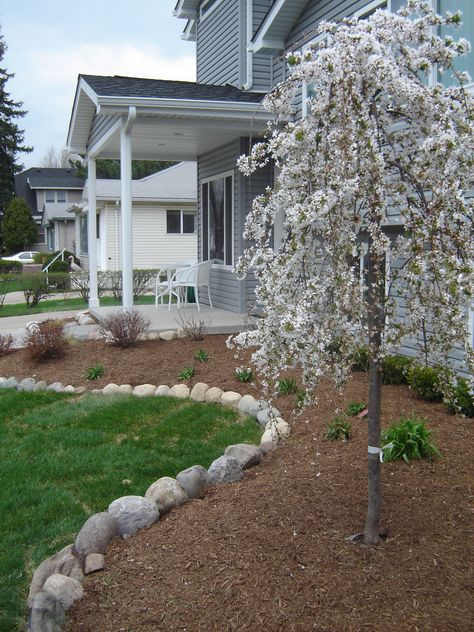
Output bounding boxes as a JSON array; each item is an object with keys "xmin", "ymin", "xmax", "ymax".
[
  {"xmin": 19, "ymin": 377, "xmax": 36, "ymax": 392},
  {"xmin": 102, "ymin": 383, "xmax": 121, "ymax": 395},
  {"xmin": 119, "ymin": 384, "xmax": 133, "ymax": 394},
  {"xmin": 84, "ymin": 553, "xmax": 105, "ymax": 575},
  {"xmin": 264, "ymin": 418, "xmax": 291, "ymax": 438},
  {"xmin": 159, "ymin": 330, "xmax": 177, "ymax": 341},
  {"xmin": 43, "ymin": 574, "xmax": 83, "ymax": 611},
  {"xmin": 248, "ymin": 400, "xmax": 269, "ymax": 418},
  {"xmin": 205, "ymin": 387, "xmax": 223, "ymax": 403},
  {"xmin": 155, "ymin": 385, "xmax": 170, "ymax": 396},
  {"xmin": 169, "ymin": 384, "xmax": 190, "ymax": 399},
  {"xmin": 220, "ymin": 391, "xmax": 242, "ymax": 409},
  {"xmin": 145, "ymin": 477, "xmax": 189, "ymax": 514},
  {"xmin": 256, "ymin": 407, "xmax": 282, "ymax": 427},
  {"xmin": 74, "ymin": 512, "xmax": 120, "ymax": 562},
  {"xmin": 27, "ymin": 544, "xmax": 83, "ymax": 608},
  {"xmin": 237, "ymin": 394, "xmax": 257, "ymax": 414},
  {"xmin": 34, "ymin": 380, "xmax": 48, "ymax": 392},
  {"xmin": 224, "ymin": 444, "xmax": 263, "ymax": 469},
  {"xmin": 208, "ymin": 455, "xmax": 243, "ymax": 484},
  {"xmin": 190, "ymin": 382, "xmax": 209, "ymax": 401},
  {"xmin": 28, "ymin": 591, "xmax": 65, "ymax": 632},
  {"xmin": 108, "ymin": 495, "xmax": 159, "ymax": 538},
  {"xmin": 176, "ymin": 465, "xmax": 211, "ymax": 498},
  {"xmin": 48, "ymin": 382, "xmax": 65, "ymax": 393},
  {"xmin": 133, "ymin": 384, "xmax": 157, "ymax": 397}
]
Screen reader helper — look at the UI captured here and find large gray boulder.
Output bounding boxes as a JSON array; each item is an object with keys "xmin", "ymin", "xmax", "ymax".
[
  {"xmin": 176, "ymin": 465, "xmax": 211, "ymax": 499},
  {"xmin": 133, "ymin": 384, "xmax": 157, "ymax": 398},
  {"xmin": 144, "ymin": 477, "xmax": 189, "ymax": 514},
  {"xmin": 74, "ymin": 512, "xmax": 120, "ymax": 562},
  {"xmin": 27, "ymin": 544, "xmax": 83, "ymax": 608},
  {"xmin": 108, "ymin": 495, "xmax": 159, "ymax": 538},
  {"xmin": 190, "ymin": 382, "xmax": 209, "ymax": 402},
  {"xmin": 256, "ymin": 407, "xmax": 282, "ymax": 427},
  {"xmin": 224, "ymin": 444, "xmax": 263, "ymax": 469},
  {"xmin": 248, "ymin": 400, "xmax": 269, "ymax": 418},
  {"xmin": 28, "ymin": 592, "xmax": 65, "ymax": 632},
  {"xmin": 42, "ymin": 574, "xmax": 83, "ymax": 611},
  {"xmin": 208, "ymin": 455, "xmax": 243, "ymax": 484},
  {"xmin": 47, "ymin": 382, "xmax": 65, "ymax": 393},
  {"xmin": 237, "ymin": 394, "xmax": 257, "ymax": 414},
  {"xmin": 19, "ymin": 377, "xmax": 36, "ymax": 392}
]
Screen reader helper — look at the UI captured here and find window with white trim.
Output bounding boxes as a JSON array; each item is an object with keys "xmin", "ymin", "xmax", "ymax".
[
  {"xmin": 166, "ymin": 209, "xmax": 196, "ymax": 234},
  {"xmin": 438, "ymin": 0, "xmax": 474, "ymax": 88},
  {"xmin": 201, "ymin": 173, "xmax": 233, "ymax": 265},
  {"xmin": 79, "ymin": 214, "xmax": 88, "ymax": 255},
  {"xmin": 45, "ymin": 190, "xmax": 68, "ymax": 203}
]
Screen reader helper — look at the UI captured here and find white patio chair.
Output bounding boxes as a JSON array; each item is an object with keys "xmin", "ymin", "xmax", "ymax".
[
  {"xmin": 155, "ymin": 265, "xmax": 173, "ymax": 308},
  {"xmin": 169, "ymin": 260, "xmax": 213, "ymax": 311}
]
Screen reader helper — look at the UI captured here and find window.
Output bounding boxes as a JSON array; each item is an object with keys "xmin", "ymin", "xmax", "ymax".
[
  {"xmin": 439, "ymin": 0, "xmax": 474, "ymax": 88},
  {"xmin": 353, "ymin": 0, "xmax": 389, "ymax": 20},
  {"xmin": 202, "ymin": 173, "xmax": 233, "ymax": 265},
  {"xmin": 37, "ymin": 227, "xmax": 46, "ymax": 244},
  {"xmin": 57, "ymin": 190, "xmax": 67, "ymax": 203},
  {"xmin": 302, "ymin": 33, "xmax": 329, "ymax": 117},
  {"xmin": 47, "ymin": 226, "xmax": 55, "ymax": 251},
  {"xmin": 166, "ymin": 210, "xmax": 196, "ymax": 234},
  {"xmin": 45, "ymin": 190, "xmax": 68, "ymax": 203},
  {"xmin": 79, "ymin": 214, "xmax": 88, "ymax": 255},
  {"xmin": 45, "ymin": 190, "xmax": 55, "ymax": 203}
]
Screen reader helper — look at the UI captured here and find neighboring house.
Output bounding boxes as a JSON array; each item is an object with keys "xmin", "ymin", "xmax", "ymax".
[
  {"xmin": 73, "ymin": 161, "xmax": 197, "ymax": 270},
  {"xmin": 14, "ymin": 167, "xmax": 85, "ymax": 253},
  {"xmin": 66, "ymin": 0, "xmax": 472, "ymax": 368}
]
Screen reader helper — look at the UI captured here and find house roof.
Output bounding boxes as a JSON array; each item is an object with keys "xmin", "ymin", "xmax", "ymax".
[
  {"xmin": 67, "ymin": 74, "xmax": 273, "ymax": 161},
  {"xmin": 14, "ymin": 167, "xmax": 85, "ymax": 216},
  {"xmin": 83, "ymin": 161, "xmax": 197, "ymax": 203},
  {"xmin": 80, "ymin": 75, "xmax": 264, "ymax": 103}
]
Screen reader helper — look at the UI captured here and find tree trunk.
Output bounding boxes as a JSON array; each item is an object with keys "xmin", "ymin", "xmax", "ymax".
[{"xmin": 363, "ymin": 238, "xmax": 385, "ymax": 546}]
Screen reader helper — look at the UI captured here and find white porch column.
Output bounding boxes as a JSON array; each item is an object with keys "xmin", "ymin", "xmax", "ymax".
[
  {"xmin": 87, "ymin": 157, "xmax": 99, "ymax": 308},
  {"xmin": 120, "ymin": 107, "xmax": 136, "ymax": 309}
]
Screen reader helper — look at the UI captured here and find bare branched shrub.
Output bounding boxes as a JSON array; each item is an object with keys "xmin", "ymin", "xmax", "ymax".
[
  {"xmin": 22, "ymin": 273, "xmax": 49, "ymax": 308},
  {"xmin": 100, "ymin": 309, "xmax": 150, "ymax": 347},
  {"xmin": 176, "ymin": 311, "xmax": 209, "ymax": 341},
  {"xmin": 0, "ymin": 333, "xmax": 13, "ymax": 356},
  {"xmin": 105, "ymin": 269, "xmax": 157, "ymax": 302},
  {"xmin": 71, "ymin": 271, "xmax": 108, "ymax": 302},
  {"xmin": 0, "ymin": 275, "xmax": 11, "ymax": 309},
  {"xmin": 24, "ymin": 319, "xmax": 69, "ymax": 361}
]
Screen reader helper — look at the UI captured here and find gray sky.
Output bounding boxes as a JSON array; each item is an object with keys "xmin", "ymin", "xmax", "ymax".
[{"xmin": 0, "ymin": 1, "xmax": 196, "ymax": 168}]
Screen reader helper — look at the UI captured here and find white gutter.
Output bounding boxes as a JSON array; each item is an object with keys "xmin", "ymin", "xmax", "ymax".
[{"xmin": 243, "ymin": 0, "xmax": 253, "ymax": 90}]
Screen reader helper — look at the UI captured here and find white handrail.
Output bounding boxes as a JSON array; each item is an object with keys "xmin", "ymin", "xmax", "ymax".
[{"xmin": 43, "ymin": 248, "xmax": 67, "ymax": 274}]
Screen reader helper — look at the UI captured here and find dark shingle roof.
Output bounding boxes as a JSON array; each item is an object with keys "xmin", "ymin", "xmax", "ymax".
[
  {"xmin": 14, "ymin": 168, "xmax": 85, "ymax": 215},
  {"xmin": 81, "ymin": 75, "xmax": 265, "ymax": 104}
]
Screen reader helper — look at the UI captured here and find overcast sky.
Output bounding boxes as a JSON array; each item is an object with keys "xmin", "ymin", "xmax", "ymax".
[{"xmin": 0, "ymin": 0, "xmax": 196, "ymax": 168}]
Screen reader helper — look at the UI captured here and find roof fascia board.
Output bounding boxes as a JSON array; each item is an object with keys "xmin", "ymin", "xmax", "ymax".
[
  {"xmin": 182, "ymin": 19, "xmax": 196, "ymax": 40},
  {"xmin": 66, "ymin": 77, "xmax": 99, "ymax": 148},
  {"xmin": 29, "ymin": 185, "xmax": 84, "ymax": 190},
  {"xmin": 173, "ymin": 0, "xmax": 199, "ymax": 18}
]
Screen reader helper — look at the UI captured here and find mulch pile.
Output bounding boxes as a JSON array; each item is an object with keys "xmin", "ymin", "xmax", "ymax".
[{"xmin": 2, "ymin": 336, "xmax": 472, "ymax": 631}]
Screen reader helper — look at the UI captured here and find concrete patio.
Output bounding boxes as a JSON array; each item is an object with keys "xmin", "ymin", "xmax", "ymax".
[{"xmin": 89, "ymin": 304, "xmax": 256, "ymax": 335}]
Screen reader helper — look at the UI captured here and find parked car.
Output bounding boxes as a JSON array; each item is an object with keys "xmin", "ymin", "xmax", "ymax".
[{"xmin": 1, "ymin": 251, "xmax": 39, "ymax": 264}]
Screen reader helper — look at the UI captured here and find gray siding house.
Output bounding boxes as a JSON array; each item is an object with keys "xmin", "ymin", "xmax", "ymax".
[{"xmin": 66, "ymin": 0, "xmax": 472, "ymax": 368}]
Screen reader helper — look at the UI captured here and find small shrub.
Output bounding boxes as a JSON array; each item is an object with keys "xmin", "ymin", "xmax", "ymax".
[
  {"xmin": 195, "ymin": 349, "xmax": 209, "ymax": 363},
  {"xmin": 407, "ymin": 365, "xmax": 444, "ymax": 402},
  {"xmin": 176, "ymin": 312, "xmax": 208, "ymax": 341},
  {"xmin": 235, "ymin": 367, "xmax": 253, "ymax": 383},
  {"xmin": 47, "ymin": 260, "xmax": 69, "ymax": 274},
  {"xmin": 0, "ymin": 275, "xmax": 12, "ymax": 309},
  {"xmin": 41, "ymin": 250, "xmax": 79, "ymax": 270},
  {"xmin": 24, "ymin": 319, "xmax": 68, "ymax": 361},
  {"xmin": 0, "ymin": 333, "xmax": 13, "ymax": 356},
  {"xmin": 382, "ymin": 354, "xmax": 414, "ymax": 385},
  {"xmin": 47, "ymin": 272, "xmax": 71, "ymax": 291},
  {"xmin": 278, "ymin": 378, "xmax": 298, "ymax": 395},
  {"xmin": 351, "ymin": 346, "xmax": 369, "ymax": 372},
  {"xmin": 178, "ymin": 366, "xmax": 195, "ymax": 380},
  {"xmin": 100, "ymin": 309, "xmax": 150, "ymax": 348},
  {"xmin": 0, "ymin": 259, "xmax": 22, "ymax": 273},
  {"xmin": 325, "ymin": 417, "xmax": 351, "ymax": 441},
  {"xmin": 446, "ymin": 378, "xmax": 474, "ymax": 417},
  {"xmin": 71, "ymin": 271, "xmax": 108, "ymax": 302},
  {"xmin": 382, "ymin": 416, "xmax": 440, "ymax": 462},
  {"xmin": 85, "ymin": 363, "xmax": 105, "ymax": 380},
  {"xmin": 345, "ymin": 401, "xmax": 367, "ymax": 416},
  {"xmin": 21, "ymin": 273, "xmax": 49, "ymax": 308}
]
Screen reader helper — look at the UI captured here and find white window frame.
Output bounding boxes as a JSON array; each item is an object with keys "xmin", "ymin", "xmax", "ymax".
[
  {"xmin": 166, "ymin": 209, "xmax": 196, "ymax": 235},
  {"xmin": 200, "ymin": 0, "xmax": 224, "ymax": 21},
  {"xmin": 57, "ymin": 189, "xmax": 68, "ymax": 203},
  {"xmin": 353, "ymin": 0, "xmax": 390, "ymax": 20},
  {"xmin": 201, "ymin": 170, "xmax": 234, "ymax": 268},
  {"xmin": 45, "ymin": 189, "xmax": 55, "ymax": 203}
]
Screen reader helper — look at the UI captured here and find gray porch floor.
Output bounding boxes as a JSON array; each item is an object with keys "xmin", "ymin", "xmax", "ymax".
[{"xmin": 90, "ymin": 304, "xmax": 254, "ymax": 335}]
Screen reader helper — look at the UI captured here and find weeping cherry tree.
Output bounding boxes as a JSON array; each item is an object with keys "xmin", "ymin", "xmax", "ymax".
[{"xmin": 232, "ymin": 0, "xmax": 473, "ymax": 545}]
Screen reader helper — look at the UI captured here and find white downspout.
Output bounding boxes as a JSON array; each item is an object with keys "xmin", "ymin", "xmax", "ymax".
[{"xmin": 243, "ymin": 0, "xmax": 253, "ymax": 90}]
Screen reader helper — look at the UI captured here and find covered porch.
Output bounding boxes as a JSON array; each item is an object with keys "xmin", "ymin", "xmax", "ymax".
[{"xmin": 67, "ymin": 74, "xmax": 273, "ymax": 313}]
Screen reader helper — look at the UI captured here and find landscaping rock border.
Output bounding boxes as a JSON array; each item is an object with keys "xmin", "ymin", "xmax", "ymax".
[{"xmin": 1, "ymin": 318, "xmax": 291, "ymax": 631}]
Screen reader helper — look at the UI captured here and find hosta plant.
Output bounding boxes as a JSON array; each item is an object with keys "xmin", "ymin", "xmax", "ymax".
[{"xmin": 382, "ymin": 417, "xmax": 440, "ymax": 463}]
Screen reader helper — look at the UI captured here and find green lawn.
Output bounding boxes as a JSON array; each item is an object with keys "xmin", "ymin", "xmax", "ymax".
[
  {"xmin": 0, "ymin": 294, "xmax": 155, "ymax": 318},
  {"xmin": 0, "ymin": 390, "xmax": 261, "ymax": 631}
]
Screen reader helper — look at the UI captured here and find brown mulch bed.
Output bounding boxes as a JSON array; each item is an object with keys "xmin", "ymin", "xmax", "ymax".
[{"xmin": 2, "ymin": 337, "xmax": 473, "ymax": 631}]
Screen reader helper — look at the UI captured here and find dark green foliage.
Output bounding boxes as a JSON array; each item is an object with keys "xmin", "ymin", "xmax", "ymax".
[
  {"xmin": 345, "ymin": 401, "xmax": 367, "ymax": 416},
  {"xmin": 0, "ymin": 33, "xmax": 32, "ymax": 216},
  {"xmin": 0, "ymin": 259, "xmax": 22, "ymax": 273},
  {"xmin": 278, "ymin": 378, "xmax": 298, "ymax": 394},
  {"xmin": 351, "ymin": 346, "xmax": 369, "ymax": 372},
  {"xmin": 446, "ymin": 379, "xmax": 474, "ymax": 417},
  {"xmin": 382, "ymin": 354, "xmax": 414, "ymax": 385},
  {"xmin": 382, "ymin": 416, "xmax": 440, "ymax": 462},
  {"xmin": 407, "ymin": 365, "xmax": 444, "ymax": 402},
  {"xmin": 24, "ymin": 319, "xmax": 68, "ymax": 361},
  {"xmin": 70, "ymin": 157, "xmax": 176, "ymax": 180},
  {"xmin": 178, "ymin": 366, "xmax": 195, "ymax": 381},
  {"xmin": 195, "ymin": 349, "xmax": 209, "ymax": 363},
  {"xmin": 325, "ymin": 416, "xmax": 351, "ymax": 441},
  {"xmin": 41, "ymin": 250, "xmax": 79, "ymax": 270},
  {"xmin": 0, "ymin": 197, "xmax": 38, "ymax": 253},
  {"xmin": 21, "ymin": 272, "xmax": 49, "ymax": 307},
  {"xmin": 85, "ymin": 363, "xmax": 105, "ymax": 381},
  {"xmin": 235, "ymin": 367, "xmax": 253, "ymax": 383}
]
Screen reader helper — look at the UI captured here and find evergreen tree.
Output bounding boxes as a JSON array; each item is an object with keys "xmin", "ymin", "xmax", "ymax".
[
  {"xmin": 0, "ymin": 31, "xmax": 32, "ymax": 213},
  {"xmin": 69, "ymin": 156, "xmax": 176, "ymax": 180},
  {"xmin": 1, "ymin": 197, "xmax": 38, "ymax": 253}
]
